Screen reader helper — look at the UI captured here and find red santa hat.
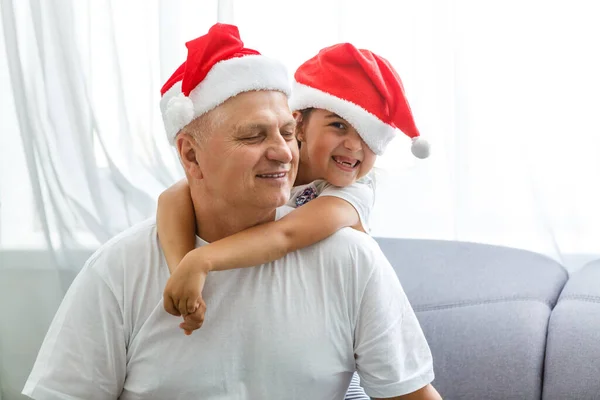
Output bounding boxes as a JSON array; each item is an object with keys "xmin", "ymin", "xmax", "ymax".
[
  {"xmin": 160, "ymin": 23, "xmax": 291, "ymax": 144},
  {"xmin": 289, "ymin": 43, "xmax": 430, "ymax": 158}
]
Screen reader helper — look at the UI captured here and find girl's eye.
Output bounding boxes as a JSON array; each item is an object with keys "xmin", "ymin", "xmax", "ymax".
[{"xmin": 329, "ymin": 122, "xmax": 346, "ymax": 130}]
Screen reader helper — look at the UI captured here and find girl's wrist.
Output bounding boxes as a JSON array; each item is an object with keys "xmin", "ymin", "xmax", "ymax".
[{"xmin": 184, "ymin": 250, "xmax": 215, "ymax": 273}]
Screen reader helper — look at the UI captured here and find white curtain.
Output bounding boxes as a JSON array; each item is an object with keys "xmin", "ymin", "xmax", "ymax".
[
  {"xmin": 3, "ymin": 0, "xmax": 600, "ymax": 269},
  {"xmin": 1, "ymin": 0, "xmax": 599, "ymax": 397}
]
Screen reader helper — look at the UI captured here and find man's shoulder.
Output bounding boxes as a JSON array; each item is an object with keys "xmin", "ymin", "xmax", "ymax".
[
  {"xmin": 321, "ymin": 228, "xmax": 381, "ymax": 256},
  {"xmin": 90, "ymin": 217, "xmax": 158, "ymax": 258},
  {"xmin": 275, "ymin": 206, "xmax": 385, "ymax": 268},
  {"xmin": 311, "ymin": 228, "xmax": 387, "ymax": 267},
  {"xmin": 84, "ymin": 217, "xmax": 160, "ymax": 278}
]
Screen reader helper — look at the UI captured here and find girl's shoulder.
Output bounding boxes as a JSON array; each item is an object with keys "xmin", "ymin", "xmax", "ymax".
[
  {"xmin": 355, "ymin": 171, "xmax": 376, "ymax": 188},
  {"xmin": 288, "ymin": 172, "xmax": 376, "ymax": 209}
]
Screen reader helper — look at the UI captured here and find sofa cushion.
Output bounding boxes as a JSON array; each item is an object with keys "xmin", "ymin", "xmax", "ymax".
[
  {"xmin": 375, "ymin": 238, "xmax": 568, "ymax": 400},
  {"xmin": 543, "ymin": 259, "xmax": 600, "ymax": 400}
]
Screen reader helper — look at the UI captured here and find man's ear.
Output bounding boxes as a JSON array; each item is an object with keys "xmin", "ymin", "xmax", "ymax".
[{"xmin": 176, "ymin": 133, "xmax": 203, "ymax": 180}]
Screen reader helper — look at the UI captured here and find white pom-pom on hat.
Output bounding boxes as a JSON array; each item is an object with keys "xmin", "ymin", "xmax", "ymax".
[
  {"xmin": 165, "ymin": 94, "xmax": 194, "ymax": 141},
  {"xmin": 411, "ymin": 137, "xmax": 430, "ymax": 159}
]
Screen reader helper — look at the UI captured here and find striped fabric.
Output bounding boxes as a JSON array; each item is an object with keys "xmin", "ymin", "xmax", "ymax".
[{"xmin": 344, "ymin": 372, "xmax": 369, "ymax": 399}]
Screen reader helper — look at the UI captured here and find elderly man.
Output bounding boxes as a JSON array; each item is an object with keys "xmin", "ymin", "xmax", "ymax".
[{"xmin": 23, "ymin": 24, "xmax": 440, "ymax": 400}]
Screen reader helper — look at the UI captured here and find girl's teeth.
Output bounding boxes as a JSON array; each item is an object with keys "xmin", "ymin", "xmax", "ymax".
[{"xmin": 333, "ymin": 157, "xmax": 356, "ymax": 167}]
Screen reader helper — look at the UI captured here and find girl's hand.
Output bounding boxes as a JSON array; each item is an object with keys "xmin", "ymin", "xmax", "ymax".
[{"xmin": 163, "ymin": 254, "xmax": 210, "ymax": 334}]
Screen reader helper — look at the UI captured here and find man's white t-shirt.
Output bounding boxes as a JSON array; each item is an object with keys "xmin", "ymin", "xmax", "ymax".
[{"xmin": 23, "ymin": 210, "xmax": 433, "ymax": 400}]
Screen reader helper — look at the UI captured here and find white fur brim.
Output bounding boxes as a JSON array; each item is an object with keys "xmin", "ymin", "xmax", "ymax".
[
  {"xmin": 161, "ymin": 55, "xmax": 291, "ymax": 144},
  {"xmin": 288, "ymin": 82, "xmax": 396, "ymax": 155}
]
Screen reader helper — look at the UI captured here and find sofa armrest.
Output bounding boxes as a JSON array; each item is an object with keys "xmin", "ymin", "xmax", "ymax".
[{"xmin": 543, "ymin": 260, "xmax": 600, "ymax": 400}]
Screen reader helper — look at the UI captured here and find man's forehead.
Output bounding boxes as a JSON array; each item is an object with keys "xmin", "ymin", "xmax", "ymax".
[{"xmin": 214, "ymin": 90, "xmax": 294, "ymax": 131}]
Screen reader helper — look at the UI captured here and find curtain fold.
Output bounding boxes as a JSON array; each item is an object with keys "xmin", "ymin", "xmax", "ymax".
[{"xmin": 2, "ymin": 0, "xmax": 599, "ymax": 268}]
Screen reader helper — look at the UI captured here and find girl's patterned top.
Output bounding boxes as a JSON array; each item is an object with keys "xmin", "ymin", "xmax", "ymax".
[{"xmin": 287, "ymin": 173, "xmax": 376, "ymax": 232}]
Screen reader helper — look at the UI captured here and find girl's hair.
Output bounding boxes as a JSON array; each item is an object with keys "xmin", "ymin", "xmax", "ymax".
[
  {"xmin": 296, "ymin": 108, "xmax": 314, "ymax": 149},
  {"xmin": 298, "ymin": 107, "xmax": 314, "ymax": 122}
]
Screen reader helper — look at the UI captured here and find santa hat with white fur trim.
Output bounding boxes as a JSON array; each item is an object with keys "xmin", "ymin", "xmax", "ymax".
[
  {"xmin": 289, "ymin": 43, "xmax": 430, "ymax": 158},
  {"xmin": 160, "ymin": 23, "xmax": 291, "ymax": 144}
]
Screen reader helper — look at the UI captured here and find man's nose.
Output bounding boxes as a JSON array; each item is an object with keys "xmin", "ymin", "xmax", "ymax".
[
  {"xmin": 344, "ymin": 132, "xmax": 363, "ymax": 152},
  {"xmin": 266, "ymin": 134, "xmax": 294, "ymax": 164}
]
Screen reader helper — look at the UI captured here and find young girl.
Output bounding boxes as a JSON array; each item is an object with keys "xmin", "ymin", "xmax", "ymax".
[{"xmin": 159, "ymin": 42, "xmax": 430, "ymax": 328}]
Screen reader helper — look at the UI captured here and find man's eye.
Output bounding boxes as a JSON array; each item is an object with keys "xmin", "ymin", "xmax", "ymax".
[
  {"xmin": 281, "ymin": 131, "xmax": 295, "ymax": 138},
  {"xmin": 242, "ymin": 136, "xmax": 262, "ymax": 142}
]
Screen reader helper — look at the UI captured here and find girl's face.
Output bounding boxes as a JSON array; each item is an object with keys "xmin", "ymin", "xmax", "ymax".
[{"xmin": 296, "ymin": 108, "xmax": 376, "ymax": 187}]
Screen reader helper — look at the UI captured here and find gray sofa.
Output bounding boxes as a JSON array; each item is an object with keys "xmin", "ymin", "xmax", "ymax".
[
  {"xmin": 2, "ymin": 241, "xmax": 599, "ymax": 400},
  {"xmin": 376, "ymin": 238, "xmax": 600, "ymax": 400}
]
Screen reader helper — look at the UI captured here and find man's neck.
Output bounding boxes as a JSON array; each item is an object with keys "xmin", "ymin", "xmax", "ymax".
[{"xmin": 192, "ymin": 195, "xmax": 277, "ymax": 243}]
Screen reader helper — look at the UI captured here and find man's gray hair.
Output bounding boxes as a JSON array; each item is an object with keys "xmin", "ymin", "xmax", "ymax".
[{"xmin": 180, "ymin": 107, "xmax": 226, "ymax": 147}]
